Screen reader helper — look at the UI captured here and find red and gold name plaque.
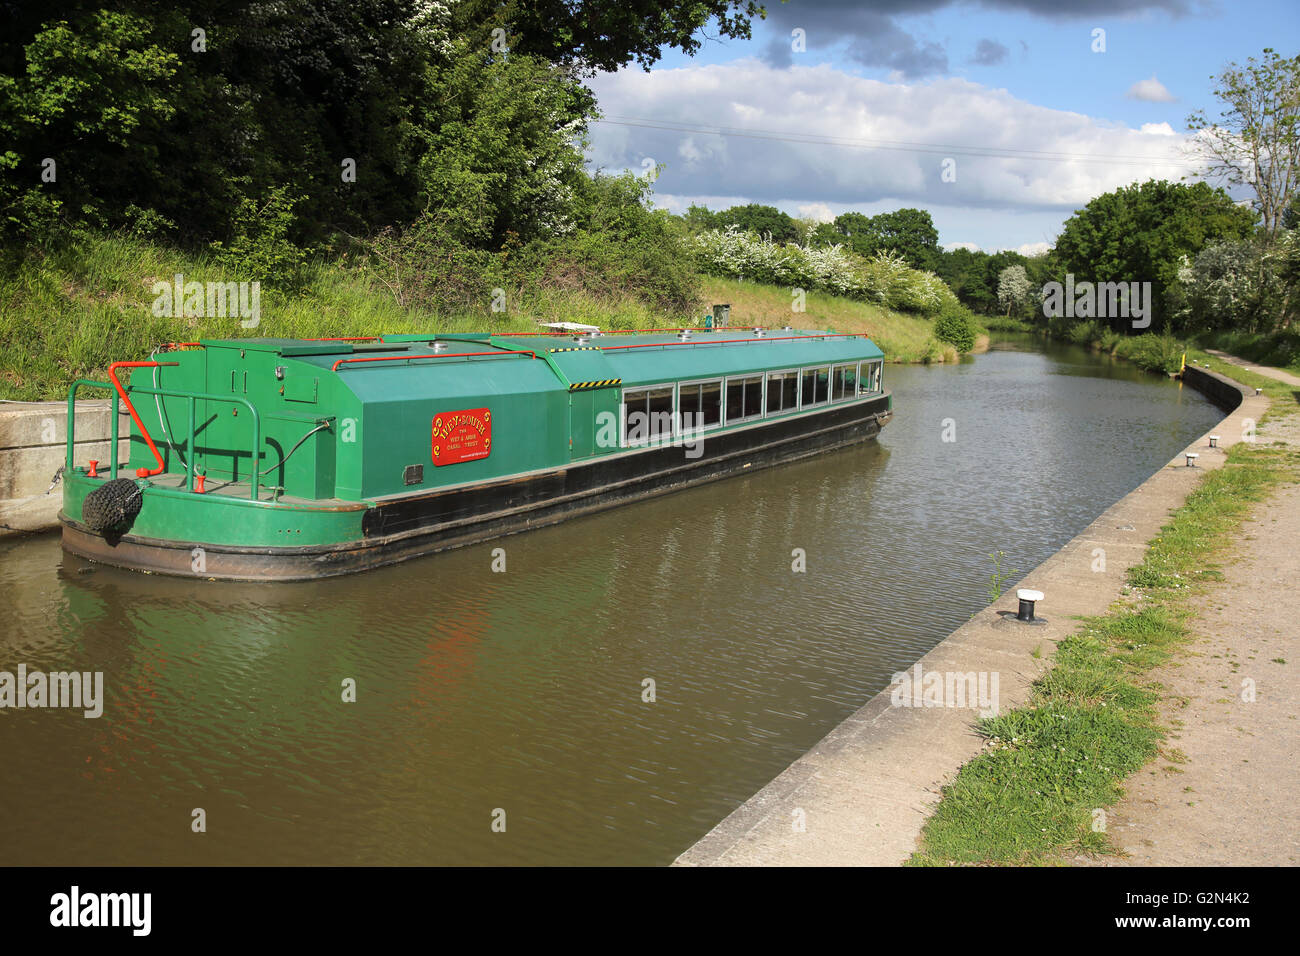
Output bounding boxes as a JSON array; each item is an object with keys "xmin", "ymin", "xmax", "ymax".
[{"xmin": 431, "ymin": 408, "xmax": 492, "ymax": 466}]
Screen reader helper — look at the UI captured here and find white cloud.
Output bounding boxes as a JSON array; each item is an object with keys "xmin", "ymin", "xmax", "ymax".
[
  {"xmin": 1015, "ymin": 241, "xmax": 1052, "ymax": 257},
  {"xmin": 1126, "ymin": 75, "xmax": 1177, "ymax": 103},
  {"xmin": 587, "ymin": 60, "xmax": 1201, "ymax": 215},
  {"xmin": 1139, "ymin": 121, "xmax": 1177, "ymax": 136},
  {"xmin": 797, "ymin": 202, "xmax": 836, "ymax": 223}
]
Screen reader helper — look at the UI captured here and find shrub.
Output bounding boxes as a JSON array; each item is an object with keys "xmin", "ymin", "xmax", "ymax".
[
  {"xmin": 209, "ymin": 186, "xmax": 308, "ymax": 288},
  {"xmin": 693, "ymin": 228, "xmax": 956, "ymax": 317},
  {"xmin": 933, "ymin": 300, "xmax": 979, "ymax": 353},
  {"xmin": 1114, "ymin": 333, "xmax": 1186, "ymax": 374}
]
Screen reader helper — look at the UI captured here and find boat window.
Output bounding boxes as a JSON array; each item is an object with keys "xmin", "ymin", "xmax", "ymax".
[
  {"xmin": 725, "ymin": 375, "xmax": 764, "ymax": 423},
  {"xmin": 832, "ymin": 364, "xmax": 859, "ymax": 401},
  {"xmin": 679, "ymin": 379, "xmax": 723, "ymax": 432},
  {"xmin": 859, "ymin": 360, "xmax": 883, "ymax": 394},
  {"xmin": 766, "ymin": 371, "xmax": 798, "ymax": 415},
  {"xmin": 623, "ymin": 385, "xmax": 676, "ymax": 445},
  {"xmin": 800, "ymin": 366, "xmax": 830, "ymax": 406}
]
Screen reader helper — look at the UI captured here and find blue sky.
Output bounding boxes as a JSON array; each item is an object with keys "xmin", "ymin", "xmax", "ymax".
[{"xmin": 584, "ymin": 0, "xmax": 1299, "ymax": 252}]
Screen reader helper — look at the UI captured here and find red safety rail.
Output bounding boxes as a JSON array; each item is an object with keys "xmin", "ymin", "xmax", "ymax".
[
  {"xmin": 107, "ymin": 361, "xmax": 179, "ymax": 478},
  {"xmin": 493, "ymin": 328, "xmax": 693, "ymax": 336},
  {"xmin": 331, "ymin": 350, "xmax": 538, "ymax": 372},
  {"xmin": 492, "ymin": 327, "xmax": 837, "ymax": 338},
  {"xmin": 594, "ymin": 333, "xmax": 862, "ymax": 352}
]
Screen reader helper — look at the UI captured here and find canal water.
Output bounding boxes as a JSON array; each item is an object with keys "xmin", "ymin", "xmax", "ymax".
[{"xmin": 0, "ymin": 337, "xmax": 1222, "ymax": 865}]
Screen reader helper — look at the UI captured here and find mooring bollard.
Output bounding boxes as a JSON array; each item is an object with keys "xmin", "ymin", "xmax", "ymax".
[
  {"xmin": 1255, "ymin": 387, "xmax": 1263, "ymax": 395},
  {"xmin": 87, "ymin": 459, "xmax": 99, "ymax": 478},
  {"xmin": 1016, "ymin": 589, "xmax": 1043, "ymax": 623},
  {"xmin": 1186, "ymin": 452, "xmax": 1199, "ymax": 467},
  {"xmin": 1209, "ymin": 435, "xmax": 1219, "ymax": 448}
]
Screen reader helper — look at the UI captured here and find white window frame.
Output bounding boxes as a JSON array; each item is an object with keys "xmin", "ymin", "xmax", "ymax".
[
  {"xmin": 799, "ymin": 365, "xmax": 832, "ymax": 408},
  {"xmin": 723, "ymin": 373, "xmax": 766, "ymax": 426},
  {"xmin": 620, "ymin": 382, "xmax": 678, "ymax": 448},
  {"xmin": 830, "ymin": 363, "xmax": 860, "ymax": 403},
  {"xmin": 764, "ymin": 367, "xmax": 801, "ymax": 417},
  {"xmin": 857, "ymin": 360, "xmax": 883, "ymax": 394},
  {"xmin": 676, "ymin": 377, "xmax": 725, "ymax": 434}
]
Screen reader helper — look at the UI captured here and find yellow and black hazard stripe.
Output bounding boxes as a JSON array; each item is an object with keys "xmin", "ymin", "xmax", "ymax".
[
  {"xmin": 549, "ymin": 346, "xmax": 601, "ymax": 353},
  {"xmin": 569, "ymin": 379, "xmax": 622, "ymax": 391}
]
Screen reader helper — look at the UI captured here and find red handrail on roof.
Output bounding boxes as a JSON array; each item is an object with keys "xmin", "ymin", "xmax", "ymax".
[
  {"xmin": 330, "ymin": 350, "xmax": 538, "ymax": 372},
  {"xmin": 593, "ymin": 333, "xmax": 862, "ymax": 352},
  {"xmin": 493, "ymin": 327, "xmax": 694, "ymax": 336}
]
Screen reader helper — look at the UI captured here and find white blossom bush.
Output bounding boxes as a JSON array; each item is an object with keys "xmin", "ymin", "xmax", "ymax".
[
  {"xmin": 1177, "ymin": 239, "xmax": 1283, "ymax": 333},
  {"xmin": 693, "ymin": 229, "xmax": 956, "ymax": 316}
]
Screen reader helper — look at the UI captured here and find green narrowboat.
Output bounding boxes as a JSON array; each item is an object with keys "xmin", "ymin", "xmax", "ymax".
[{"xmin": 60, "ymin": 328, "xmax": 892, "ymax": 580}]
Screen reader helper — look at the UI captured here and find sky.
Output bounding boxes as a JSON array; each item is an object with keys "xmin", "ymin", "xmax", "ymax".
[{"xmin": 582, "ymin": 0, "xmax": 1300, "ymax": 254}]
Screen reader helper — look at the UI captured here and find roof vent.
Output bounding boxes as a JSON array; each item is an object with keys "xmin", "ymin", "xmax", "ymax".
[
  {"xmin": 753, "ymin": 327, "xmax": 765, "ymax": 337},
  {"xmin": 678, "ymin": 330, "xmax": 693, "ymax": 341},
  {"xmin": 573, "ymin": 334, "xmax": 590, "ymax": 345},
  {"xmin": 431, "ymin": 341, "xmax": 449, "ymax": 353}
]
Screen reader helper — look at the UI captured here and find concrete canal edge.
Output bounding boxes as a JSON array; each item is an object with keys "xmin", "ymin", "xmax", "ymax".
[
  {"xmin": 0, "ymin": 401, "xmax": 131, "ymax": 536},
  {"xmin": 674, "ymin": 364, "xmax": 1255, "ymax": 867}
]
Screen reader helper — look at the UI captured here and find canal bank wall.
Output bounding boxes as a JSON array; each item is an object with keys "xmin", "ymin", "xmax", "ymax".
[
  {"xmin": 675, "ymin": 365, "xmax": 1253, "ymax": 867},
  {"xmin": 0, "ymin": 401, "xmax": 130, "ymax": 536}
]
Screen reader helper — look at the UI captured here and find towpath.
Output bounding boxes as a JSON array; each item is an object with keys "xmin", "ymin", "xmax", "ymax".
[{"xmin": 1083, "ymin": 355, "xmax": 1300, "ymax": 866}]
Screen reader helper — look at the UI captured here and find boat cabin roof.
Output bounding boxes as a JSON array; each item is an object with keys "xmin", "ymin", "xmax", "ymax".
[{"xmin": 198, "ymin": 329, "xmax": 885, "ymax": 392}]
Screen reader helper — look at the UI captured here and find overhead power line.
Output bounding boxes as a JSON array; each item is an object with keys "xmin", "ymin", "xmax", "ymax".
[{"xmin": 594, "ymin": 114, "xmax": 1200, "ymax": 169}]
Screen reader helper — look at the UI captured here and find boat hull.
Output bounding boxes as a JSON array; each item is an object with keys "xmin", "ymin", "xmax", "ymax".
[{"xmin": 61, "ymin": 393, "xmax": 891, "ymax": 581}]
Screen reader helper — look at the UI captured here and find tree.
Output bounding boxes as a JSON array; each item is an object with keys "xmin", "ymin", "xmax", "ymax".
[
  {"xmin": 713, "ymin": 203, "xmax": 798, "ymax": 242},
  {"xmin": 455, "ymin": 0, "xmax": 766, "ymax": 73},
  {"xmin": 997, "ymin": 265, "xmax": 1032, "ymax": 317},
  {"xmin": 1051, "ymin": 179, "xmax": 1256, "ymax": 330},
  {"xmin": 867, "ymin": 208, "xmax": 941, "ymax": 270},
  {"xmin": 1177, "ymin": 239, "xmax": 1282, "ymax": 334},
  {"xmin": 1187, "ymin": 48, "xmax": 1300, "ymax": 241},
  {"xmin": 823, "ymin": 209, "xmax": 938, "ymax": 268}
]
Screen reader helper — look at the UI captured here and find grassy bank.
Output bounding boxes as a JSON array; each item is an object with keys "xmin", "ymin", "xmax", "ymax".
[
  {"xmin": 0, "ymin": 235, "xmax": 974, "ymax": 400},
  {"xmin": 699, "ymin": 276, "xmax": 972, "ymax": 364},
  {"xmin": 0, "ymin": 234, "xmax": 678, "ymax": 401},
  {"xmin": 909, "ymin": 433, "xmax": 1295, "ymax": 865}
]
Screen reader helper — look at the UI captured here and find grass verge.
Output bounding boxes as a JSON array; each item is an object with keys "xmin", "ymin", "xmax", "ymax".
[{"xmin": 909, "ymin": 436, "xmax": 1294, "ymax": 866}]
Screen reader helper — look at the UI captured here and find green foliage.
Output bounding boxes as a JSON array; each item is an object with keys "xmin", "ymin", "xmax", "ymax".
[
  {"xmin": 1176, "ymin": 237, "xmax": 1288, "ymax": 334},
  {"xmin": 693, "ymin": 229, "xmax": 965, "ymax": 331},
  {"xmin": 711, "ymin": 204, "xmax": 799, "ymax": 243},
  {"xmin": 1193, "ymin": 327, "xmax": 1300, "ymax": 372},
  {"xmin": 209, "ymin": 187, "xmax": 308, "ymax": 287},
  {"xmin": 0, "ymin": 9, "xmax": 181, "ymax": 243},
  {"xmin": 986, "ymin": 550, "xmax": 1017, "ymax": 602},
  {"xmin": 1051, "ymin": 179, "xmax": 1256, "ymax": 332},
  {"xmin": 461, "ymin": 0, "xmax": 764, "ymax": 73},
  {"xmin": 815, "ymin": 208, "xmax": 941, "ymax": 270},
  {"xmin": 1112, "ymin": 333, "xmax": 1187, "ymax": 374},
  {"xmin": 933, "ymin": 299, "xmax": 980, "ymax": 353}
]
